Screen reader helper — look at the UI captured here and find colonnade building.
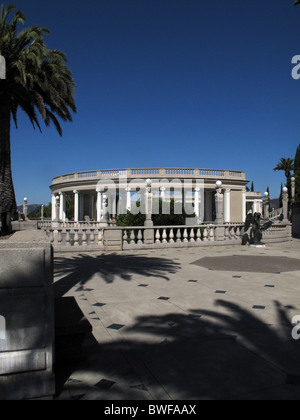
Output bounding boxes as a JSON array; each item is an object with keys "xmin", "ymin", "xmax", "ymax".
[{"xmin": 50, "ymin": 167, "xmax": 262, "ymax": 224}]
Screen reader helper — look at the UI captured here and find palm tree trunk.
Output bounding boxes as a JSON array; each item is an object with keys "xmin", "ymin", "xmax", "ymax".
[{"xmin": 0, "ymin": 104, "xmax": 16, "ymax": 235}]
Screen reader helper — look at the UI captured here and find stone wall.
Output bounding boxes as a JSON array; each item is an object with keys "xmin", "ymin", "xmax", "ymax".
[{"xmin": 0, "ymin": 230, "xmax": 55, "ymax": 400}]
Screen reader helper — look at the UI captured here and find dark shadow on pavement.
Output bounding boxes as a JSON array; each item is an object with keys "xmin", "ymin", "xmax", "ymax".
[
  {"xmin": 54, "ymin": 253, "xmax": 181, "ymax": 298},
  {"xmin": 55, "ymin": 299, "xmax": 300, "ymax": 400}
]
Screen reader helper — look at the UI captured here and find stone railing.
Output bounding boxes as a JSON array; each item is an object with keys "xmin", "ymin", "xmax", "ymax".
[
  {"xmin": 37, "ymin": 220, "xmax": 292, "ymax": 252},
  {"xmin": 268, "ymin": 207, "xmax": 283, "ymax": 220},
  {"xmin": 51, "ymin": 167, "xmax": 246, "ymax": 185}
]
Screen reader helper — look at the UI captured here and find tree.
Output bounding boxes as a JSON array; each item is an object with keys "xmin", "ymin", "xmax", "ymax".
[
  {"xmin": 266, "ymin": 186, "xmax": 272, "ymax": 212},
  {"xmin": 116, "ymin": 198, "xmax": 196, "ymax": 227},
  {"xmin": 0, "ymin": 4, "xmax": 76, "ymax": 234},
  {"xmin": 273, "ymin": 158, "xmax": 294, "ymax": 181},
  {"xmin": 294, "ymin": 144, "xmax": 300, "ymax": 201},
  {"xmin": 27, "ymin": 203, "xmax": 51, "ymax": 219},
  {"xmin": 279, "ymin": 183, "xmax": 283, "ymax": 208}
]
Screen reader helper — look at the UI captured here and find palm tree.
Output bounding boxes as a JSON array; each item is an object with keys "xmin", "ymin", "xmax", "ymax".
[
  {"xmin": 273, "ymin": 158, "xmax": 294, "ymax": 182},
  {"xmin": 0, "ymin": 4, "xmax": 76, "ymax": 234}
]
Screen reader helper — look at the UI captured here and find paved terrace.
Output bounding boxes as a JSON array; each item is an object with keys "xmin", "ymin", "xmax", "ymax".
[{"xmin": 54, "ymin": 239, "xmax": 300, "ymax": 400}]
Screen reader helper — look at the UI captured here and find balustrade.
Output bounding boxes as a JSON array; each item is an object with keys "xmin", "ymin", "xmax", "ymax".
[{"xmin": 40, "ymin": 219, "xmax": 290, "ymax": 251}]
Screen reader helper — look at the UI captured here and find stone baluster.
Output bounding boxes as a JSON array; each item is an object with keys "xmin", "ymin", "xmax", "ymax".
[
  {"xmin": 203, "ymin": 227, "xmax": 208, "ymax": 242},
  {"xmin": 196, "ymin": 228, "xmax": 202, "ymax": 242},
  {"xmin": 130, "ymin": 230, "xmax": 135, "ymax": 244},
  {"xmin": 183, "ymin": 228, "xmax": 188, "ymax": 243},
  {"xmin": 189, "ymin": 228, "xmax": 195, "ymax": 242},
  {"xmin": 176, "ymin": 228, "xmax": 182, "ymax": 243},
  {"xmin": 209, "ymin": 226, "xmax": 215, "ymax": 241},
  {"xmin": 169, "ymin": 229, "xmax": 174, "ymax": 243},
  {"xmin": 98, "ymin": 229, "xmax": 103, "ymax": 245},
  {"xmin": 57, "ymin": 229, "xmax": 63, "ymax": 246},
  {"xmin": 82, "ymin": 230, "xmax": 87, "ymax": 246},
  {"xmin": 225, "ymin": 226, "xmax": 229, "ymax": 240},
  {"xmin": 137, "ymin": 230, "xmax": 143, "ymax": 245},
  {"xmin": 162, "ymin": 229, "xmax": 167, "ymax": 243},
  {"xmin": 123, "ymin": 230, "xmax": 128, "ymax": 244},
  {"xmin": 65, "ymin": 229, "xmax": 71, "ymax": 246},
  {"xmin": 155, "ymin": 229, "xmax": 161, "ymax": 243},
  {"xmin": 74, "ymin": 229, "xmax": 79, "ymax": 246},
  {"xmin": 90, "ymin": 229, "xmax": 95, "ymax": 245}
]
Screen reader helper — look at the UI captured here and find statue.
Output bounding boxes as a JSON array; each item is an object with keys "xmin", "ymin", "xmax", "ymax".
[{"xmin": 242, "ymin": 212, "xmax": 272, "ymax": 246}]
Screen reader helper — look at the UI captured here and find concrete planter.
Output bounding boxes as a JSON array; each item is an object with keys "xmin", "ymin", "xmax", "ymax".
[{"xmin": 0, "ymin": 231, "xmax": 55, "ymax": 400}]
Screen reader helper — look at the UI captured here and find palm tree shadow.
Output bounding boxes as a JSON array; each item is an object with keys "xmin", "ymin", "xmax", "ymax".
[
  {"xmin": 53, "ymin": 253, "xmax": 181, "ymax": 298},
  {"xmin": 56, "ymin": 299, "xmax": 300, "ymax": 400}
]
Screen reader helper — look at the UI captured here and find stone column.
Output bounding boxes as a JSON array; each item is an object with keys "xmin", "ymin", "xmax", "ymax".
[
  {"xmin": 96, "ymin": 189, "xmax": 102, "ymax": 222},
  {"xmin": 51, "ymin": 194, "xmax": 56, "ymax": 221},
  {"xmin": 59, "ymin": 192, "xmax": 66, "ymax": 221},
  {"xmin": 23, "ymin": 198, "xmax": 28, "ymax": 221},
  {"xmin": 282, "ymin": 187, "xmax": 289, "ymax": 222},
  {"xmin": 194, "ymin": 188, "xmax": 200, "ymax": 219},
  {"xmin": 126, "ymin": 187, "xmax": 132, "ymax": 212},
  {"xmin": 224, "ymin": 189, "xmax": 231, "ymax": 223},
  {"xmin": 73, "ymin": 190, "xmax": 79, "ymax": 222},
  {"xmin": 242, "ymin": 189, "xmax": 247, "ymax": 222},
  {"xmin": 112, "ymin": 194, "xmax": 117, "ymax": 220},
  {"xmin": 41, "ymin": 205, "xmax": 44, "ymax": 220}
]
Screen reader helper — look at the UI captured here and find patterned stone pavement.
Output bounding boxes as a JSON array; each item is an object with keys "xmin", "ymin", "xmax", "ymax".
[{"xmin": 53, "ymin": 239, "xmax": 300, "ymax": 400}]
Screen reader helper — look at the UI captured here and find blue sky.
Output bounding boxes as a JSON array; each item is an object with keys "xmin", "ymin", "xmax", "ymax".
[{"xmin": 6, "ymin": 0, "xmax": 300, "ymax": 205}]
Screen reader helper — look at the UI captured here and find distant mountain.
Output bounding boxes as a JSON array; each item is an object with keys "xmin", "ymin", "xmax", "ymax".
[
  {"xmin": 270, "ymin": 198, "xmax": 280, "ymax": 210},
  {"xmin": 17, "ymin": 204, "xmax": 41, "ymax": 214}
]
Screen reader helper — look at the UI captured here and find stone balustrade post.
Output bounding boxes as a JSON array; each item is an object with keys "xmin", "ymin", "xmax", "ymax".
[
  {"xmin": 291, "ymin": 177, "xmax": 296, "ymax": 203},
  {"xmin": 23, "ymin": 198, "xmax": 28, "ymax": 221},
  {"xmin": 144, "ymin": 179, "xmax": 153, "ymax": 228},
  {"xmin": 214, "ymin": 181, "xmax": 224, "ymax": 225},
  {"xmin": 263, "ymin": 192, "xmax": 270, "ymax": 219},
  {"xmin": 282, "ymin": 187, "xmax": 289, "ymax": 222}
]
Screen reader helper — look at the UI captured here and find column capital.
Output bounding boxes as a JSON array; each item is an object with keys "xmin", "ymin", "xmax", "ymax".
[{"xmin": 73, "ymin": 189, "xmax": 78, "ymax": 194}]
